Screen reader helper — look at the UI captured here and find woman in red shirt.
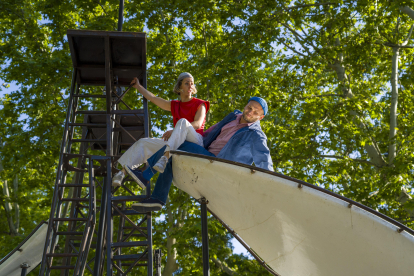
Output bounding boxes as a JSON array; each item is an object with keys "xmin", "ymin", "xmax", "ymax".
[{"xmin": 112, "ymin": 73, "xmax": 210, "ymax": 188}]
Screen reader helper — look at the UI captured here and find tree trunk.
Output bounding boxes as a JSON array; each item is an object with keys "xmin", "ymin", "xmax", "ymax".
[
  {"xmin": 162, "ymin": 199, "xmax": 179, "ymax": 276},
  {"xmin": 2, "ymin": 179, "xmax": 19, "ymax": 236},
  {"xmin": 388, "ymin": 47, "xmax": 399, "ymax": 164},
  {"xmin": 329, "ymin": 40, "xmax": 386, "ymax": 167},
  {"xmin": 13, "ymin": 175, "xmax": 20, "ymax": 231}
]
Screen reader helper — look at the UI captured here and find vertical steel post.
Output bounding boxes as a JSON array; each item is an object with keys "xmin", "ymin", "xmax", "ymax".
[
  {"xmin": 118, "ymin": 0, "xmax": 124, "ymax": 32},
  {"xmin": 20, "ymin": 263, "xmax": 29, "ymax": 276},
  {"xmin": 147, "ymin": 213, "xmax": 153, "ymax": 276},
  {"xmin": 154, "ymin": 249, "xmax": 162, "ymax": 276},
  {"xmin": 104, "ymin": 34, "xmax": 114, "ymax": 275},
  {"xmin": 142, "ymin": 61, "xmax": 153, "ymax": 276},
  {"xmin": 93, "ymin": 176, "xmax": 107, "ymax": 276},
  {"xmin": 201, "ymin": 198, "xmax": 210, "ymax": 276}
]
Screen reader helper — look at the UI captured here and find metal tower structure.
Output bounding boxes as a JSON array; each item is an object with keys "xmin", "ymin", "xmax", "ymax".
[{"xmin": 38, "ymin": 28, "xmax": 157, "ymax": 275}]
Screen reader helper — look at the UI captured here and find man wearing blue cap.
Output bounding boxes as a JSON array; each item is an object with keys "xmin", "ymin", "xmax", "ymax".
[{"xmin": 132, "ymin": 97, "xmax": 273, "ymax": 212}]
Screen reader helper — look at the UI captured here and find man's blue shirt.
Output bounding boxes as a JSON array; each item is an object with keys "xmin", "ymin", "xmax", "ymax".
[{"xmin": 202, "ymin": 110, "xmax": 274, "ymax": 171}]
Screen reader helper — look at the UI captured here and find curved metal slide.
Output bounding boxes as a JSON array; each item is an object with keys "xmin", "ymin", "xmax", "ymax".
[
  {"xmin": 2, "ymin": 152, "xmax": 414, "ymax": 276},
  {"xmin": 171, "ymin": 151, "xmax": 414, "ymax": 276}
]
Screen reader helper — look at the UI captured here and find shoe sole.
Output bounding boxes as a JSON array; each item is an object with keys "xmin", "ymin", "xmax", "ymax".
[
  {"xmin": 124, "ymin": 166, "xmax": 147, "ymax": 189},
  {"xmin": 132, "ymin": 203, "xmax": 162, "ymax": 212},
  {"xmin": 152, "ymin": 165, "xmax": 164, "ymax": 173},
  {"xmin": 112, "ymin": 180, "xmax": 122, "ymax": 187}
]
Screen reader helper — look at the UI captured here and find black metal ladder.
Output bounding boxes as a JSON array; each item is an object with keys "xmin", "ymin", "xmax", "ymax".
[{"xmin": 39, "ymin": 29, "xmax": 154, "ymax": 276}]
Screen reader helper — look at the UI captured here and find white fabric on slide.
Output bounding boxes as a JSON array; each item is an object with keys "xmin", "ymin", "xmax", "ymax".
[
  {"xmin": 171, "ymin": 154, "xmax": 414, "ymax": 276},
  {"xmin": 118, "ymin": 119, "xmax": 203, "ymax": 168}
]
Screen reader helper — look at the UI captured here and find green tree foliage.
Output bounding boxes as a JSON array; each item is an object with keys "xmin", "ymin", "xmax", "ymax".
[{"xmin": 1, "ymin": 0, "xmax": 414, "ymax": 275}]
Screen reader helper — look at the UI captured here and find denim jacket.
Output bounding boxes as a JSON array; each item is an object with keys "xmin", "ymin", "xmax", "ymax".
[{"xmin": 203, "ymin": 110, "xmax": 274, "ymax": 171}]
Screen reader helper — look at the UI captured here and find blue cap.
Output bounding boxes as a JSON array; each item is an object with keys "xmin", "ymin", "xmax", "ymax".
[{"xmin": 248, "ymin": 97, "xmax": 268, "ymax": 115}]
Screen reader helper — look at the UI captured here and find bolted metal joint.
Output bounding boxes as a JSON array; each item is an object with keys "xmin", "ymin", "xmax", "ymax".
[{"xmin": 200, "ymin": 197, "xmax": 209, "ymax": 204}]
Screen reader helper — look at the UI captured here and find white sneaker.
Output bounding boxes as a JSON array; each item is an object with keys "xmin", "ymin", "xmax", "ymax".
[
  {"xmin": 112, "ymin": 171, "xmax": 125, "ymax": 187},
  {"xmin": 153, "ymin": 156, "xmax": 168, "ymax": 173}
]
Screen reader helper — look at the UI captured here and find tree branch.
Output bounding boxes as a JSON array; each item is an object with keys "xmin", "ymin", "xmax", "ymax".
[
  {"xmin": 212, "ymin": 257, "xmax": 239, "ymax": 275},
  {"xmin": 284, "ymin": 2, "xmax": 336, "ymax": 11},
  {"xmin": 402, "ymin": 24, "xmax": 414, "ymax": 46},
  {"xmin": 276, "ymin": 38, "xmax": 308, "ymax": 57},
  {"xmin": 298, "ymin": 94, "xmax": 341, "ymax": 99},
  {"xmin": 319, "ymin": 155, "xmax": 382, "ymax": 167},
  {"xmin": 94, "ymin": 0, "xmax": 117, "ymax": 30},
  {"xmin": 400, "ymin": 6, "xmax": 414, "ymax": 20}
]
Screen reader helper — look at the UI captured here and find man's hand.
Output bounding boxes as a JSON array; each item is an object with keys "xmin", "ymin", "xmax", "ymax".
[
  {"xmin": 130, "ymin": 77, "xmax": 141, "ymax": 89},
  {"xmin": 162, "ymin": 130, "xmax": 173, "ymax": 141}
]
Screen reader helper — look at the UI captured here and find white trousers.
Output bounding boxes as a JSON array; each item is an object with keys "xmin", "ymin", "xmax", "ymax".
[{"xmin": 117, "ymin": 118, "xmax": 203, "ymax": 168}]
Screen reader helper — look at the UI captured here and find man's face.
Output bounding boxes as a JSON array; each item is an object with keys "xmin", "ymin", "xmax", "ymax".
[{"xmin": 242, "ymin": 101, "xmax": 265, "ymax": 123}]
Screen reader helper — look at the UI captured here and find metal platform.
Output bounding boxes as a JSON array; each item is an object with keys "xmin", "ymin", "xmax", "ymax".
[{"xmin": 67, "ymin": 29, "xmax": 146, "ymax": 86}]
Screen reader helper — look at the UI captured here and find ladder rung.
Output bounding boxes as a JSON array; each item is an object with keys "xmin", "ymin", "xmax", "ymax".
[
  {"xmin": 112, "ymin": 209, "xmax": 145, "ymax": 216},
  {"xmin": 49, "ymin": 265, "xmax": 76, "ymax": 270},
  {"xmin": 123, "ymin": 234, "xmax": 146, "ymax": 238},
  {"xmin": 113, "ymin": 126, "xmax": 144, "ymax": 132},
  {"xmin": 56, "ymin": 231, "xmax": 84, "ymax": 235},
  {"xmin": 69, "ymin": 236, "xmax": 97, "ymax": 241},
  {"xmin": 76, "ymin": 111, "xmax": 106, "ymax": 114},
  {"xmin": 112, "ymin": 196, "xmax": 146, "ymax": 202},
  {"xmin": 112, "ymin": 241, "xmax": 147, "ymax": 248},
  {"xmin": 112, "ymin": 253, "xmax": 147, "ymax": 261},
  {"xmin": 74, "ymin": 94, "xmax": 106, "ymax": 98},
  {"xmin": 53, "ymin": 218, "xmax": 88, "ymax": 222},
  {"xmin": 68, "ymin": 123, "xmax": 107, "ymax": 127},
  {"xmin": 123, "ymin": 226, "xmax": 147, "ymax": 230},
  {"xmin": 73, "ymin": 243, "xmax": 97, "ymax": 249},
  {"xmin": 46, "ymin": 253, "xmax": 79, "ymax": 257},
  {"xmin": 61, "ymin": 198, "xmax": 89, "ymax": 202},
  {"xmin": 71, "ymin": 139, "xmax": 106, "ymax": 143},
  {"xmin": 58, "ymin": 184, "xmax": 90, "ymax": 187},
  {"xmin": 76, "ymin": 205, "xmax": 100, "ymax": 211},
  {"xmin": 121, "ymin": 263, "xmax": 148, "ymax": 267},
  {"xmin": 111, "ymin": 110, "xmax": 145, "ymax": 114},
  {"xmin": 63, "ymin": 153, "xmax": 91, "ymax": 158}
]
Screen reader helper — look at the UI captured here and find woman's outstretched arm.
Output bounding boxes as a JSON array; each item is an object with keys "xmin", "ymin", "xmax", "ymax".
[{"xmin": 131, "ymin": 77, "xmax": 171, "ymax": 111}]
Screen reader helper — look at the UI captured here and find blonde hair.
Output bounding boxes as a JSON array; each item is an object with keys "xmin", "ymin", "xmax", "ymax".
[{"xmin": 173, "ymin": 72, "xmax": 197, "ymax": 95}]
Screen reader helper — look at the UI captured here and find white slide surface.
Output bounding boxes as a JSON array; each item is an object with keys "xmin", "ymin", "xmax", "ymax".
[
  {"xmin": 172, "ymin": 153, "xmax": 414, "ymax": 276},
  {"xmin": 0, "ymin": 221, "xmax": 47, "ymax": 276}
]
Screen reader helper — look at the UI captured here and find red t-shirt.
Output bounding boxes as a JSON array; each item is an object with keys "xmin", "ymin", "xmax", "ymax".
[{"xmin": 171, "ymin": 98, "xmax": 210, "ymax": 135}]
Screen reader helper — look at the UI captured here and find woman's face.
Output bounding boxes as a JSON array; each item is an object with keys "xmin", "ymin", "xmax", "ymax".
[{"xmin": 180, "ymin": 77, "xmax": 195, "ymax": 96}]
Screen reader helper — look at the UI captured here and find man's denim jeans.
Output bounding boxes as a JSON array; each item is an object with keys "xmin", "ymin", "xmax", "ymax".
[{"xmin": 147, "ymin": 141, "xmax": 215, "ymax": 204}]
